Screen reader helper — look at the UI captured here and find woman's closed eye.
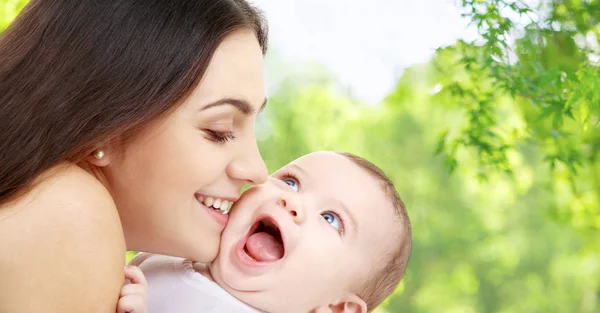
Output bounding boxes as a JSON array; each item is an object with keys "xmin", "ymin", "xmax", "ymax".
[{"xmin": 203, "ymin": 129, "xmax": 236, "ymax": 144}]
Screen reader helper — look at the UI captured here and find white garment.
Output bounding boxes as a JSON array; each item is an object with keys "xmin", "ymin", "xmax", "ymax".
[{"xmin": 129, "ymin": 253, "xmax": 260, "ymax": 313}]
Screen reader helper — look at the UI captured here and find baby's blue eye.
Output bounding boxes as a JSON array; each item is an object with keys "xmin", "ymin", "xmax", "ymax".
[
  {"xmin": 283, "ymin": 177, "xmax": 299, "ymax": 192},
  {"xmin": 321, "ymin": 212, "xmax": 342, "ymax": 232}
]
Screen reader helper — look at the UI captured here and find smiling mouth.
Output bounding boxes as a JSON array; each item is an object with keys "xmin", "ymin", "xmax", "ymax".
[
  {"xmin": 243, "ymin": 218, "xmax": 285, "ymax": 263},
  {"xmin": 197, "ymin": 195, "xmax": 233, "ymax": 214}
]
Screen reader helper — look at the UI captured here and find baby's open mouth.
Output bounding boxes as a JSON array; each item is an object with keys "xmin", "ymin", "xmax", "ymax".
[{"xmin": 243, "ymin": 218, "xmax": 285, "ymax": 262}]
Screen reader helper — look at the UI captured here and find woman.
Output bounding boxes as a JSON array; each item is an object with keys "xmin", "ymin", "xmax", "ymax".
[{"xmin": 0, "ymin": 0, "xmax": 269, "ymax": 311}]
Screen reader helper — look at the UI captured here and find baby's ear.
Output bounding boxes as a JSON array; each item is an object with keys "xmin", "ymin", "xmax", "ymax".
[{"xmin": 313, "ymin": 294, "xmax": 367, "ymax": 313}]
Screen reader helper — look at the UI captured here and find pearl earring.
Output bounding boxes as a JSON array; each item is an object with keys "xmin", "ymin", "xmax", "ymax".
[{"xmin": 93, "ymin": 150, "xmax": 105, "ymax": 160}]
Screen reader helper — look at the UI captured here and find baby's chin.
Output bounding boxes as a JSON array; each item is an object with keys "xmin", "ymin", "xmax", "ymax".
[
  {"xmin": 209, "ymin": 250, "xmax": 265, "ymax": 291},
  {"xmin": 209, "ymin": 258, "xmax": 315, "ymax": 313},
  {"xmin": 208, "ymin": 249, "xmax": 242, "ymax": 289},
  {"xmin": 207, "ymin": 259, "xmax": 266, "ymax": 306}
]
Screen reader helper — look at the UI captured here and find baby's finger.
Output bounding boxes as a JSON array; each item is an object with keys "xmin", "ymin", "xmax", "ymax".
[
  {"xmin": 117, "ymin": 295, "xmax": 146, "ymax": 313},
  {"xmin": 124, "ymin": 265, "xmax": 147, "ymax": 287},
  {"xmin": 120, "ymin": 283, "xmax": 146, "ymax": 297}
]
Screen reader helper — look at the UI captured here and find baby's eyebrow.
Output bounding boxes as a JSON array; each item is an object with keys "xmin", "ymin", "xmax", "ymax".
[{"xmin": 287, "ymin": 163, "xmax": 309, "ymax": 177}]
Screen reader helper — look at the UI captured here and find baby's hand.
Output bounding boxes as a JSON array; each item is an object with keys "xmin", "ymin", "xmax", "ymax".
[{"xmin": 117, "ymin": 265, "xmax": 148, "ymax": 313}]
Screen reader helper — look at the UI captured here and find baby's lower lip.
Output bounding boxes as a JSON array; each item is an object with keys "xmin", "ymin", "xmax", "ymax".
[{"xmin": 231, "ymin": 238, "xmax": 278, "ymax": 274}]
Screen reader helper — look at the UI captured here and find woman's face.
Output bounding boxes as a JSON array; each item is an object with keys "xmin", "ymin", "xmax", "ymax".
[{"xmin": 101, "ymin": 30, "xmax": 268, "ymax": 262}]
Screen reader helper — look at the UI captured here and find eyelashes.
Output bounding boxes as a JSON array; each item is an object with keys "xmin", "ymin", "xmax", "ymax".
[
  {"xmin": 321, "ymin": 211, "xmax": 345, "ymax": 235},
  {"xmin": 279, "ymin": 171, "xmax": 300, "ymax": 192},
  {"xmin": 203, "ymin": 129, "xmax": 236, "ymax": 144}
]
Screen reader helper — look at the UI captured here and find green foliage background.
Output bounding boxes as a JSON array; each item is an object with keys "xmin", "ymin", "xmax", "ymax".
[{"xmin": 2, "ymin": 1, "xmax": 598, "ymax": 312}]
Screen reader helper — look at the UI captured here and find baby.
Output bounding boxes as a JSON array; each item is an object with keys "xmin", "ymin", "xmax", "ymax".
[{"xmin": 120, "ymin": 151, "xmax": 412, "ymax": 313}]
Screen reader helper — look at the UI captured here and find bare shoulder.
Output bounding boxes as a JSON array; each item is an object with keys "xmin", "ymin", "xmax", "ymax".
[{"xmin": 0, "ymin": 163, "xmax": 126, "ymax": 312}]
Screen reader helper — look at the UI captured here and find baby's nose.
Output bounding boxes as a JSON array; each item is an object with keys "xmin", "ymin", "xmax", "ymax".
[{"xmin": 277, "ymin": 197, "xmax": 305, "ymax": 224}]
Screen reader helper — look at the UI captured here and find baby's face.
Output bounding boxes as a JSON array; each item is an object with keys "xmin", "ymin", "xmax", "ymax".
[{"xmin": 210, "ymin": 151, "xmax": 398, "ymax": 312}]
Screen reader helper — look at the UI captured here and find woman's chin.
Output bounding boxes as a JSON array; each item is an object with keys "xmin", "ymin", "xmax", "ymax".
[{"xmin": 186, "ymin": 242, "xmax": 219, "ymax": 263}]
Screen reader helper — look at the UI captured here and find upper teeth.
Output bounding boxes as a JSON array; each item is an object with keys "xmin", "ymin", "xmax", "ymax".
[{"xmin": 198, "ymin": 196, "xmax": 232, "ymax": 214}]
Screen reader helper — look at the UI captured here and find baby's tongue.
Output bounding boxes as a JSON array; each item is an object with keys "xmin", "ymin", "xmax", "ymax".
[{"xmin": 245, "ymin": 232, "xmax": 284, "ymax": 262}]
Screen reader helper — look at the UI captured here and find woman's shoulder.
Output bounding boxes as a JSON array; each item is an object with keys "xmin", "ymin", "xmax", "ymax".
[
  {"xmin": 35, "ymin": 162, "xmax": 115, "ymax": 204},
  {"xmin": 1, "ymin": 163, "xmax": 116, "ymax": 216},
  {"xmin": 0, "ymin": 163, "xmax": 126, "ymax": 312}
]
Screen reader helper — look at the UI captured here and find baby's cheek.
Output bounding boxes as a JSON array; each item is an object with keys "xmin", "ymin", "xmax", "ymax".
[{"xmin": 312, "ymin": 258, "xmax": 342, "ymax": 282}]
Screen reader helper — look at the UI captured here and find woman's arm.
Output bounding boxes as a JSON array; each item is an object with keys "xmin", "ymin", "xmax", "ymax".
[{"xmin": 0, "ymin": 165, "xmax": 126, "ymax": 312}]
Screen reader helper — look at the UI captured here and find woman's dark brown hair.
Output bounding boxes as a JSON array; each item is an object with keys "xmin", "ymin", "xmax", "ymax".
[{"xmin": 0, "ymin": 0, "xmax": 268, "ymax": 205}]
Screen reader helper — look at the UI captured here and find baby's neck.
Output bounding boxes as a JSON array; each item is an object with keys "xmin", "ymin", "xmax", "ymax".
[
  {"xmin": 191, "ymin": 261, "xmax": 215, "ymax": 282},
  {"xmin": 191, "ymin": 261, "xmax": 269, "ymax": 313}
]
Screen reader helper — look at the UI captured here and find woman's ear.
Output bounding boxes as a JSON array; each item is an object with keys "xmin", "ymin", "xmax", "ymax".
[
  {"xmin": 313, "ymin": 294, "xmax": 367, "ymax": 313},
  {"xmin": 86, "ymin": 146, "xmax": 113, "ymax": 167}
]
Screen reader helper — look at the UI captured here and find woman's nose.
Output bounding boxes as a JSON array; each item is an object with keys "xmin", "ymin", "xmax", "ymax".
[{"xmin": 227, "ymin": 138, "xmax": 268, "ymax": 185}]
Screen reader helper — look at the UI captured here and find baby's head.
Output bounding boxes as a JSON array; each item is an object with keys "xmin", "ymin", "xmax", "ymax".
[{"xmin": 210, "ymin": 151, "xmax": 412, "ymax": 312}]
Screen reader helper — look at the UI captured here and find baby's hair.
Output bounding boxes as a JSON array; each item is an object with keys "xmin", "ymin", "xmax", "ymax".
[{"xmin": 336, "ymin": 152, "xmax": 412, "ymax": 312}]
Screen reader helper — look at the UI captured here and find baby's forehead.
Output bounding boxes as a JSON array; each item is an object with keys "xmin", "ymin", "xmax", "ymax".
[
  {"xmin": 276, "ymin": 152, "xmax": 382, "ymax": 192},
  {"xmin": 277, "ymin": 152, "xmax": 396, "ymax": 221},
  {"xmin": 275, "ymin": 151, "xmax": 364, "ymax": 176}
]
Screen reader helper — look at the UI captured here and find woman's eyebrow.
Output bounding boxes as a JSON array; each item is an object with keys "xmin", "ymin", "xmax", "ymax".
[{"xmin": 201, "ymin": 97, "xmax": 267, "ymax": 115}]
